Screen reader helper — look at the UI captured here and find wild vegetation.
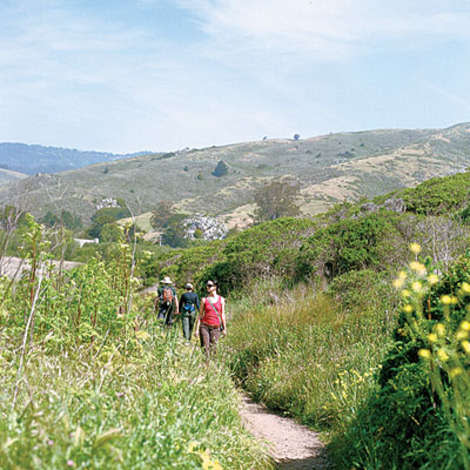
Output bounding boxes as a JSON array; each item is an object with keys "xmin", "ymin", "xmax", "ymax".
[
  {"xmin": 0, "ymin": 216, "xmax": 270, "ymax": 469},
  {"xmin": 1, "ymin": 168, "xmax": 470, "ymax": 468},
  {"xmin": 150, "ymin": 169, "xmax": 470, "ymax": 468}
]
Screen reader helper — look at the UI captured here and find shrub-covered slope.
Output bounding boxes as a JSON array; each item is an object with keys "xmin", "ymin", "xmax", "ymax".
[{"xmin": 3, "ymin": 123, "xmax": 470, "ymax": 223}]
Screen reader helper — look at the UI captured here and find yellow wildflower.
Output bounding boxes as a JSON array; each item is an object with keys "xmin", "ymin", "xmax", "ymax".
[
  {"xmin": 411, "ymin": 281, "xmax": 423, "ymax": 293},
  {"xmin": 450, "ymin": 296, "xmax": 458, "ymax": 305},
  {"xmin": 435, "ymin": 323, "xmax": 445, "ymax": 337},
  {"xmin": 398, "ymin": 271, "xmax": 407, "ymax": 280},
  {"xmin": 409, "ymin": 261, "xmax": 426, "ymax": 275},
  {"xmin": 456, "ymin": 330, "xmax": 469, "ymax": 340},
  {"xmin": 437, "ymin": 349, "xmax": 449, "ymax": 362},
  {"xmin": 461, "ymin": 341, "xmax": 470, "ymax": 354},
  {"xmin": 440, "ymin": 295, "xmax": 452, "ymax": 305},
  {"xmin": 188, "ymin": 441, "xmax": 199, "ymax": 453},
  {"xmin": 393, "ymin": 278, "xmax": 405, "ymax": 289},
  {"xmin": 461, "ymin": 282, "xmax": 470, "ymax": 294},
  {"xmin": 460, "ymin": 320, "xmax": 470, "ymax": 331},
  {"xmin": 409, "ymin": 243, "xmax": 422, "ymax": 254},
  {"xmin": 403, "ymin": 304, "xmax": 413, "ymax": 313},
  {"xmin": 401, "ymin": 289, "xmax": 411, "ymax": 298},
  {"xmin": 418, "ymin": 349, "xmax": 431, "ymax": 359},
  {"xmin": 427, "ymin": 333, "xmax": 438, "ymax": 343},
  {"xmin": 449, "ymin": 367, "xmax": 463, "ymax": 379},
  {"xmin": 427, "ymin": 274, "xmax": 439, "ymax": 285}
]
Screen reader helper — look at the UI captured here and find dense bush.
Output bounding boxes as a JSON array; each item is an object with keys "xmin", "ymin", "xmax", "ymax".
[
  {"xmin": 296, "ymin": 212, "xmax": 405, "ymax": 280},
  {"xmin": 155, "ymin": 217, "xmax": 316, "ymax": 293},
  {"xmin": 400, "ymin": 171, "xmax": 470, "ymax": 215}
]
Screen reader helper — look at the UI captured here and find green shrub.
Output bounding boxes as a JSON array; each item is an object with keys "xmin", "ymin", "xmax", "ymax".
[
  {"xmin": 400, "ymin": 171, "xmax": 470, "ymax": 215},
  {"xmin": 328, "ymin": 269, "xmax": 398, "ymax": 314},
  {"xmin": 296, "ymin": 212, "xmax": 404, "ymax": 280}
]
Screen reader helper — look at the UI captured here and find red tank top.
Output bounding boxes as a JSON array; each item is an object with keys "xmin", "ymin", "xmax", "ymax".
[{"xmin": 201, "ymin": 296, "xmax": 223, "ymax": 327}]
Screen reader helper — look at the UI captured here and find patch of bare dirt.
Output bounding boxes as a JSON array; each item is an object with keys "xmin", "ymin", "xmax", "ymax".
[
  {"xmin": 0, "ymin": 256, "xmax": 81, "ymax": 279},
  {"xmin": 240, "ymin": 395, "xmax": 330, "ymax": 469}
]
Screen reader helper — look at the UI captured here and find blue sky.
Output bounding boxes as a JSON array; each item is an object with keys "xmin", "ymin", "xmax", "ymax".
[{"xmin": 1, "ymin": 0, "xmax": 470, "ymax": 153}]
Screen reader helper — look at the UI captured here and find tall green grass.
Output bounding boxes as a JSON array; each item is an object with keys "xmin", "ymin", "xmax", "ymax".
[
  {"xmin": 224, "ymin": 274, "xmax": 398, "ymax": 434},
  {"xmin": 0, "ymin": 322, "xmax": 271, "ymax": 469}
]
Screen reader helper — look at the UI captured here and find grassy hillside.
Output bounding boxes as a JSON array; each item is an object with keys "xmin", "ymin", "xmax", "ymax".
[{"xmin": 3, "ymin": 123, "xmax": 470, "ymax": 223}]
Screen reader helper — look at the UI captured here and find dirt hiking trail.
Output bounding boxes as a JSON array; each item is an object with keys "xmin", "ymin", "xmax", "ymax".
[{"xmin": 240, "ymin": 395, "xmax": 330, "ymax": 469}]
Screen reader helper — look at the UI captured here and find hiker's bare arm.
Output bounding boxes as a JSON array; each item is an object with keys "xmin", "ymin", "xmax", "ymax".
[
  {"xmin": 194, "ymin": 298, "xmax": 204, "ymax": 337},
  {"xmin": 221, "ymin": 297, "xmax": 227, "ymax": 336}
]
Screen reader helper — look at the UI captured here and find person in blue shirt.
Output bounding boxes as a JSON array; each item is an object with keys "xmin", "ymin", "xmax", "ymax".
[{"xmin": 178, "ymin": 282, "xmax": 200, "ymax": 341}]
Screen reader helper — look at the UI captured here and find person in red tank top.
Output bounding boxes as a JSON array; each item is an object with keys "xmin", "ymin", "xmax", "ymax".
[{"xmin": 194, "ymin": 280, "xmax": 226, "ymax": 362}]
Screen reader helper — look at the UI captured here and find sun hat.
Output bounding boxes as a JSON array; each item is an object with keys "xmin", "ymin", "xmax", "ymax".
[
  {"xmin": 161, "ymin": 276, "xmax": 172, "ymax": 284},
  {"xmin": 185, "ymin": 282, "xmax": 193, "ymax": 290}
]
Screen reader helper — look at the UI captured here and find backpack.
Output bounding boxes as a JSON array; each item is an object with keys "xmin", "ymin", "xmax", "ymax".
[
  {"xmin": 182, "ymin": 301, "xmax": 195, "ymax": 314},
  {"xmin": 161, "ymin": 287, "xmax": 174, "ymax": 306}
]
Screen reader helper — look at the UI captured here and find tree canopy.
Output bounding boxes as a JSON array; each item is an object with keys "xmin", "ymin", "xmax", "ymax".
[{"xmin": 254, "ymin": 179, "xmax": 301, "ymax": 223}]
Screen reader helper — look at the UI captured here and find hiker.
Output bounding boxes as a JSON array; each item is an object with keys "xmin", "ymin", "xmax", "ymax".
[
  {"xmin": 194, "ymin": 280, "xmax": 226, "ymax": 361},
  {"xmin": 179, "ymin": 282, "xmax": 200, "ymax": 342},
  {"xmin": 156, "ymin": 276, "xmax": 179, "ymax": 326}
]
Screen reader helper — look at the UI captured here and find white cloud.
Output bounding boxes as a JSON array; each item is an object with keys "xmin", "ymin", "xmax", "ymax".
[{"xmin": 178, "ymin": 0, "xmax": 470, "ymax": 59}]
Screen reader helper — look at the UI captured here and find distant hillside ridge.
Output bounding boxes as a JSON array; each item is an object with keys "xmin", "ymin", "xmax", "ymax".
[
  {"xmin": 0, "ymin": 168, "xmax": 28, "ymax": 186},
  {"xmin": 1, "ymin": 123, "xmax": 470, "ymax": 224},
  {"xmin": 0, "ymin": 142, "xmax": 152, "ymax": 175}
]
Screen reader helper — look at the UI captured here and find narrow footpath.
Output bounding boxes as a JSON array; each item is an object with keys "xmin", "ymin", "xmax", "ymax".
[{"xmin": 240, "ymin": 395, "xmax": 330, "ymax": 470}]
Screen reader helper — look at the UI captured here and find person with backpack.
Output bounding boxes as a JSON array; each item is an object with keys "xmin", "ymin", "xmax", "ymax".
[
  {"xmin": 156, "ymin": 276, "xmax": 179, "ymax": 326},
  {"xmin": 179, "ymin": 282, "xmax": 200, "ymax": 342},
  {"xmin": 194, "ymin": 280, "xmax": 226, "ymax": 361}
]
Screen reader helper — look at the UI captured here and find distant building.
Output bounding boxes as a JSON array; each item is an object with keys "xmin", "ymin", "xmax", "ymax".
[{"xmin": 74, "ymin": 238, "xmax": 99, "ymax": 248}]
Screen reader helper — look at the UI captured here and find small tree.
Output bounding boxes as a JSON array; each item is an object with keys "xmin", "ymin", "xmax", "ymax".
[
  {"xmin": 100, "ymin": 223, "xmax": 123, "ymax": 243},
  {"xmin": 254, "ymin": 178, "xmax": 301, "ymax": 223},
  {"xmin": 161, "ymin": 215, "xmax": 188, "ymax": 248},
  {"xmin": 150, "ymin": 201, "xmax": 173, "ymax": 231},
  {"xmin": 212, "ymin": 160, "xmax": 229, "ymax": 177}
]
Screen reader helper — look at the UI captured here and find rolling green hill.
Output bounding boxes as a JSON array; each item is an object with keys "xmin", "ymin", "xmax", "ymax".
[{"xmin": 2, "ymin": 123, "xmax": 470, "ymax": 225}]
